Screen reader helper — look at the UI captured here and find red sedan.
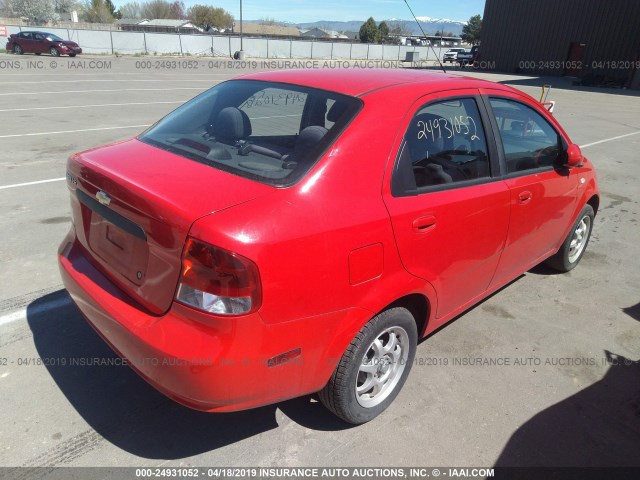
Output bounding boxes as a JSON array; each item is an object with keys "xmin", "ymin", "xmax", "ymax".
[
  {"xmin": 58, "ymin": 69, "xmax": 599, "ymax": 424},
  {"xmin": 7, "ymin": 31, "xmax": 82, "ymax": 57}
]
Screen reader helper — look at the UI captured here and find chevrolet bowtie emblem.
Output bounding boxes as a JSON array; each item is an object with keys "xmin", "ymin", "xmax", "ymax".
[{"xmin": 96, "ymin": 191, "xmax": 111, "ymax": 206}]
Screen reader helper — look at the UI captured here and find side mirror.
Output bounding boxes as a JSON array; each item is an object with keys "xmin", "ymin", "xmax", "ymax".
[{"xmin": 565, "ymin": 143, "xmax": 583, "ymax": 168}]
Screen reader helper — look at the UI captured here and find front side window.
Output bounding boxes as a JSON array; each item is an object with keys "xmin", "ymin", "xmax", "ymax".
[
  {"xmin": 401, "ymin": 97, "xmax": 491, "ymax": 189},
  {"xmin": 140, "ymin": 80, "xmax": 361, "ymax": 187},
  {"xmin": 489, "ymin": 98, "xmax": 564, "ymax": 174}
]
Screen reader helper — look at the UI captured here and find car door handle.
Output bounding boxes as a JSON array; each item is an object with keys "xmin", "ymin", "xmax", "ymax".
[
  {"xmin": 412, "ymin": 215, "xmax": 436, "ymax": 233},
  {"xmin": 518, "ymin": 191, "xmax": 533, "ymax": 204}
]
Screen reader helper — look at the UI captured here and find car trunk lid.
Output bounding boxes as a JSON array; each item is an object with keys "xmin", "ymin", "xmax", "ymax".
[{"xmin": 67, "ymin": 138, "xmax": 273, "ymax": 315}]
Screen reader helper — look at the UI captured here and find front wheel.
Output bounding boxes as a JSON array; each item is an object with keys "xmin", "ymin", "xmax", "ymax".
[
  {"xmin": 545, "ymin": 204, "xmax": 594, "ymax": 272},
  {"xmin": 49, "ymin": 47, "xmax": 60, "ymax": 57},
  {"xmin": 319, "ymin": 307, "xmax": 417, "ymax": 424}
]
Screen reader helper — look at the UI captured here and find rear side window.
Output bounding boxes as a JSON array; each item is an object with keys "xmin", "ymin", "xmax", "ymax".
[
  {"xmin": 140, "ymin": 80, "xmax": 361, "ymax": 187},
  {"xmin": 489, "ymin": 98, "xmax": 564, "ymax": 174},
  {"xmin": 401, "ymin": 97, "xmax": 491, "ymax": 189}
]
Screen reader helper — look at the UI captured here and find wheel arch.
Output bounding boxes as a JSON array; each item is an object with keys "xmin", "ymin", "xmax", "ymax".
[
  {"xmin": 381, "ymin": 293, "xmax": 431, "ymax": 338},
  {"xmin": 587, "ymin": 194, "xmax": 600, "ymax": 216},
  {"xmin": 313, "ymin": 290, "xmax": 434, "ymax": 392}
]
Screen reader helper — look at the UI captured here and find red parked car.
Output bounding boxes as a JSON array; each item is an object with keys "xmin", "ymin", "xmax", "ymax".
[
  {"xmin": 7, "ymin": 31, "xmax": 82, "ymax": 57},
  {"xmin": 59, "ymin": 69, "xmax": 599, "ymax": 424}
]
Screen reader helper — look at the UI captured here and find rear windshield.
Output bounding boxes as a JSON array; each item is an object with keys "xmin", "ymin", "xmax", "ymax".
[{"xmin": 140, "ymin": 79, "xmax": 362, "ymax": 187}]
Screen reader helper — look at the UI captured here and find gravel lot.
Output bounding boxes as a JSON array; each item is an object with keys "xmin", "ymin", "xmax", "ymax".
[{"xmin": 0, "ymin": 54, "xmax": 638, "ymax": 470}]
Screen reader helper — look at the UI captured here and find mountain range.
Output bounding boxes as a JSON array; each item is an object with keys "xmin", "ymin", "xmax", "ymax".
[{"xmin": 292, "ymin": 18, "xmax": 467, "ymax": 36}]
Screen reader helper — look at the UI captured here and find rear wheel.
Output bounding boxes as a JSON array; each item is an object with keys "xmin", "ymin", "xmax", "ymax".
[
  {"xmin": 13, "ymin": 44, "xmax": 23, "ymax": 54},
  {"xmin": 49, "ymin": 47, "xmax": 60, "ymax": 57},
  {"xmin": 319, "ymin": 307, "xmax": 417, "ymax": 424},
  {"xmin": 545, "ymin": 204, "xmax": 594, "ymax": 272}
]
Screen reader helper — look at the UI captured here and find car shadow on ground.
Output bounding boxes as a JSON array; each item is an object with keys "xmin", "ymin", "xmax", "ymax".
[
  {"xmin": 493, "ymin": 351, "xmax": 640, "ymax": 469},
  {"xmin": 527, "ymin": 263, "xmax": 564, "ymax": 276},
  {"xmin": 27, "ymin": 291, "xmax": 352, "ymax": 460}
]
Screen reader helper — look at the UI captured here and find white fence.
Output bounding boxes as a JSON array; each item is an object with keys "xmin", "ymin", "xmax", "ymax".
[{"xmin": 3, "ymin": 24, "xmax": 442, "ymax": 61}]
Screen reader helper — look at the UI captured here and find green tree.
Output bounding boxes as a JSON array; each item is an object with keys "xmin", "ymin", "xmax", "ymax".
[
  {"xmin": 105, "ymin": 0, "xmax": 119, "ymax": 19},
  {"xmin": 187, "ymin": 4, "xmax": 232, "ymax": 30},
  {"xmin": 461, "ymin": 14, "xmax": 482, "ymax": 44},
  {"xmin": 81, "ymin": 0, "xmax": 114, "ymax": 22},
  {"xmin": 358, "ymin": 17, "xmax": 378, "ymax": 43},
  {"xmin": 378, "ymin": 20, "xmax": 389, "ymax": 43}
]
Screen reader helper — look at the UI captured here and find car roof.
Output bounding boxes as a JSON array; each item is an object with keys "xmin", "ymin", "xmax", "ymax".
[{"xmin": 238, "ymin": 68, "xmax": 514, "ymax": 98}]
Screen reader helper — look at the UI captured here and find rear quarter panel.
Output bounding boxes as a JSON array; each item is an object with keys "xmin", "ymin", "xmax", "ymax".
[
  {"xmin": 189, "ymin": 95, "xmax": 421, "ymax": 323},
  {"xmin": 187, "ymin": 92, "xmax": 441, "ymax": 390}
]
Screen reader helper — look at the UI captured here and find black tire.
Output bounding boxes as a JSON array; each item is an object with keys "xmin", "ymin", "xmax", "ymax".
[
  {"xmin": 319, "ymin": 307, "xmax": 417, "ymax": 424},
  {"xmin": 69, "ymin": 53, "xmax": 76, "ymax": 57},
  {"xmin": 545, "ymin": 204, "xmax": 594, "ymax": 272},
  {"xmin": 35, "ymin": 52, "xmax": 41, "ymax": 55},
  {"xmin": 49, "ymin": 47, "xmax": 60, "ymax": 57},
  {"xmin": 14, "ymin": 44, "xmax": 23, "ymax": 55}
]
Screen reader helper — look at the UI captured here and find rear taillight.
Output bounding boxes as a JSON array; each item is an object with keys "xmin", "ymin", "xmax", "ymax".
[{"xmin": 176, "ymin": 237, "xmax": 261, "ymax": 316}]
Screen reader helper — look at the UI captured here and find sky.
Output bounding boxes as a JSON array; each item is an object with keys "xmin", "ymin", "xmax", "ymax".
[{"xmin": 114, "ymin": 0, "xmax": 487, "ymax": 24}]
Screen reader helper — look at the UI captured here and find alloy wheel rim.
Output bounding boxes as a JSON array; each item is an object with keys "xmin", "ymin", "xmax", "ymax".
[
  {"xmin": 355, "ymin": 326, "xmax": 409, "ymax": 408},
  {"xmin": 568, "ymin": 215, "xmax": 590, "ymax": 263}
]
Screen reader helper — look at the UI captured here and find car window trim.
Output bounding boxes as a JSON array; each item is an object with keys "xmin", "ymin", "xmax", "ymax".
[
  {"xmin": 413, "ymin": 175, "xmax": 498, "ymax": 195},
  {"xmin": 392, "ymin": 92, "xmax": 501, "ymax": 197}
]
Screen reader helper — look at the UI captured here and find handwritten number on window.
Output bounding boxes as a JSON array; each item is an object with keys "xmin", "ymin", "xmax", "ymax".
[{"xmin": 417, "ymin": 116, "xmax": 479, "ymax": 142}]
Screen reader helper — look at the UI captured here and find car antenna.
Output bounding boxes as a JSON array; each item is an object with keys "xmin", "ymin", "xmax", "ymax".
[{"xmin": 403, "ymin": 0, "xmax": 446, "ymax": 73}]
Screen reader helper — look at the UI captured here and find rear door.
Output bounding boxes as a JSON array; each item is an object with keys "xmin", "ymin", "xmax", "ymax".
[
  {"xmin": 483, "ymin": 93, "xmax": 579, "ymax": 286},
  {"xmin": 383, "ymin": 90, "xmax": 510, "ymax": 319},
  {"xmin": 18, "ymin": 32, "xmax": 34, "ymax": 52}
]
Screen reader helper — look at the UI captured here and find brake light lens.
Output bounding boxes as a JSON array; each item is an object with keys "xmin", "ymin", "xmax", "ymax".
[{"xmin": 176, "ymin": 237, "xmax": 261, "ymax": 315}]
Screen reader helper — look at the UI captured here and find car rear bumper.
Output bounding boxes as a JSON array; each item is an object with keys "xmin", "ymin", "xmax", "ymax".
[
  {"xmin": 58, "ymin": 229, "xmax": 365, "ymax": 412},
  {"xmin": 58, "ymin": 229, "xmax": 308, "ymax": 412}
]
